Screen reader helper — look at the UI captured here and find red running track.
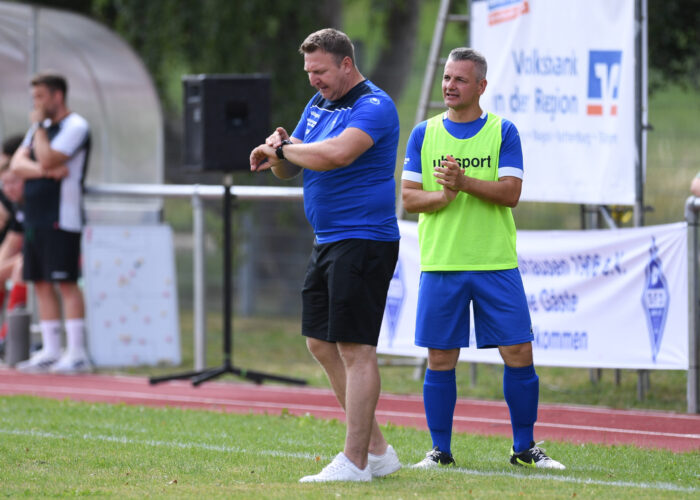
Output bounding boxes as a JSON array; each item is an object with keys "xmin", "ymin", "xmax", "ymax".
[{"xmin": 0, "ymin": 368, "xmax": 698, "ymax": 453}]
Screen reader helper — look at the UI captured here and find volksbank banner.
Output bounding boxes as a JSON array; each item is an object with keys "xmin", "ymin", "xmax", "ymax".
[
  {"xmin": 379, "ymin": 221, "xmax": 689, "ymax": 370},
  {"xmin": 470, "ymin": 0, "xmax": 638, "ymax": 204}
]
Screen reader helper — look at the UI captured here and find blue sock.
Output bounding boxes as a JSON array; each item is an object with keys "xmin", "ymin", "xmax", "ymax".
[
  {"xmin": 423, "ymin": 368, "xmax": 457, "ymax": 455},
  {"xmin": 503, "ymin": 364, "xmax": 538, "ymax": 453}
]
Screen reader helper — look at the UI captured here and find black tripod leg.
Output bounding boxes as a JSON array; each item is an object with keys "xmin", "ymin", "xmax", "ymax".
[
  {"xmin": 238, "ymin": 368, "xmax": 307, "ymax": 386},
  {"xmin": 191, "ymin": 367, "xmax": 228, "ymax": 386},
  {"xmin": 150, "ymin": 370, "xmax": 208, "ymax": 385}
]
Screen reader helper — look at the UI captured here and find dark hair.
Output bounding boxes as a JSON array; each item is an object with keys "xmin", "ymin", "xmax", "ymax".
[
  {"xmin": 1, "ymin": 134, "xmax": 23, "ymax": 173},
  {"xmin": 30, "ymin": 72, "xmax": 68, "ymax": 98},
  {"xmin": 299, "ymin": 28, "xmax": 355, "ymax": 66},
  {"xmin": 2, "ymin": 135, "xmax": 23, "ymax": 157},
  {"xmin": 448, "ymin": 48, "xmax": 487, "ymax": 81}
]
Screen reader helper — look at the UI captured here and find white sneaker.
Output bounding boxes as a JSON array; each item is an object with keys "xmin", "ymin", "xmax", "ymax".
[
  {"xmin": 299, "ymin": 452, "xmax": 371, "ymax": 483},
  {"xmin": 50, "ymin": 350, "xmax": 93, "ymax": 374},
  {"xmin": 15, "ymin": 349, "xmax": 60, "ymax": 373},
  {"xmin": 510, "ymin": 441, "xmax": 566, "ymax": 470},
  {"xmin": 368, "ymin": 444, "xmax": 401, "ymax": 477}
]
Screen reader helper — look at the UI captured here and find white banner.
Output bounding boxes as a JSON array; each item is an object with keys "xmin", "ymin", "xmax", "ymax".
[
  {"xmin": 82, "ymin": 225, "xmax": 181, "ymax": 367},
  {"xmin": 470, "ymin": 0, "xmax": 638, "ymax": 204},
  {"xmin": 379, "ymin": 221, "xmax": 689, "ymax": 370}
]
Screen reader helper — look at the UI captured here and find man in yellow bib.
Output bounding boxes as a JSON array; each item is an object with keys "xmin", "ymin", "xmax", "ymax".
[{"xmin": 402, "ymin": 47, "xmax": 565, "ymax": 470}]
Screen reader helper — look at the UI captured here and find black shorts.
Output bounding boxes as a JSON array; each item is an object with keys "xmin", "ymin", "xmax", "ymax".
[
  {"xmin": 302, "ymin": 238, "xmax": 399, "ymax": 346},
  {"xmin": 23, "ymin": 226, "xmax": 81, "ymax": 282}
]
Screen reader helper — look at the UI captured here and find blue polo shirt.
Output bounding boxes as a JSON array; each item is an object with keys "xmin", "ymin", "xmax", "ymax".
[{"xmin": 291, "ymin": 80, "xmax": 400, "ymax": 244}]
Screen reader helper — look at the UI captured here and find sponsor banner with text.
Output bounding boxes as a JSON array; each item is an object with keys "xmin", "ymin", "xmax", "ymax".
[
  {"xmin": 470, "ymin": 0, "xmax": 637, "ymax": 204},
  {"xmin": 379, "ymin": 220, "xmax": 688, "ymax": 370}
]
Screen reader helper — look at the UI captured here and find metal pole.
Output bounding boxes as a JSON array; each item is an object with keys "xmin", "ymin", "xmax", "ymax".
[
  {"xmin": 192, "ymin": 188, "xmax": 206, "ymax": 371},
  {"xmin": 28, "ymin": 6, "xmax": 38, "ymax": 76},
  {"xmin": 633, "ymin": 0, "xmax": 647, "ymax": 227},
  {"xmin": 634, "ymin": 0, "xmax": 649, "ymax": 399},
  {"xmin": 686, "ymin": 196, "xmax": 699, "ymax": 413},
  {"xmin": 222, "ymin": 176, "xmax": 233, "ymax": 369}
]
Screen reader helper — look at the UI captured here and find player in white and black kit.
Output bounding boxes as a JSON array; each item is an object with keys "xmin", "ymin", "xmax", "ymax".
[{"xmin": 10, "ymin": 73, "xmax": 92, "ymax": 374}]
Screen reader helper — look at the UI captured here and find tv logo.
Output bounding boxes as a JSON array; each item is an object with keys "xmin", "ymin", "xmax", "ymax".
[{"xmin": 586, "ymin": 50, "xmax": 622, "ymax": 116}]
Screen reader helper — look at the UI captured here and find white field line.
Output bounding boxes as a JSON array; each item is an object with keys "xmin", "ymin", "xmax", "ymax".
[
  {"xmin": 2, "ymin": 383, "xmax": 698, "ymax": 442},
  {"xmin": 1, "ymin": 428, "xmax": 696, "ymax": 493}
]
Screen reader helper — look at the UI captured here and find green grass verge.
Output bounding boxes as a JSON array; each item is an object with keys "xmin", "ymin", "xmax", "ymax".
[{"xmin": 1, "ymin": 396, "xmax": 696, "ymax": 499}]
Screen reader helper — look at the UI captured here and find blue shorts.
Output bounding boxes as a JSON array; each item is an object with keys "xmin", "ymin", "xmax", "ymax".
[{"xmin": 415, "ymin": 269, "xmax": 533, "ymax": 350}]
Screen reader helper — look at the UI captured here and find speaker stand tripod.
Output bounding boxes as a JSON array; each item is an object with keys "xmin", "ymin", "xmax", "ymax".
[{"xmin": 150, "ymin": 176, "xmax": 306, "ymax": 387}]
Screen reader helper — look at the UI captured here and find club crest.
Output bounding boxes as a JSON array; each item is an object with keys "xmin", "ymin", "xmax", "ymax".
[{"xmin": 641, "ymin": 237, "xmax": 670, "ymax": 362}]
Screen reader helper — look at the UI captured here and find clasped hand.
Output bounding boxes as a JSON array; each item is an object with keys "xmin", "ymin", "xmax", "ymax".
[{"xmin": 433, "ymin": 154, "xmax": 463, "ymax": 201}]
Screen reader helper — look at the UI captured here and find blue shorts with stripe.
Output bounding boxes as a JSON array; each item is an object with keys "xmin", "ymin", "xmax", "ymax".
[{"xmin": 415, "ymin": 269, "xmax": 533, "ymax": 350}]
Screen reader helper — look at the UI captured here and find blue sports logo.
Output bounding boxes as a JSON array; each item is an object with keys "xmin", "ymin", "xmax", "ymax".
[
  {"xmin": 586, "ymin": 50, "xmax": 622, "ymax": 116},
  {"xmin": 641, "ymin": 238, "xmax": 670, "ymax": 362},
  {"xmin": 384, "ymin": 259, "xmax": 406, "ymax": 347}
]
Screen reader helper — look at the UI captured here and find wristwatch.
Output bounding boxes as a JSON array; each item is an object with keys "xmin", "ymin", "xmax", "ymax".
[
  {"xmin": 275, "ymin": 140, "xmax": 293, "ymax": 160},
  {"xmin": 39, "ymin": 118, "xmax": 52, "ymax": 129}
]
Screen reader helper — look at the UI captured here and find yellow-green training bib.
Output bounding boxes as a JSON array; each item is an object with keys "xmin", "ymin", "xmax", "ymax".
[{"xmin": 418, "ymin": 112, "xmax": 518, "ymax": 271}]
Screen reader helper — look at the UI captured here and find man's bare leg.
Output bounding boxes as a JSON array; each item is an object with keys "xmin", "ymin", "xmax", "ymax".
[{"xmin": 306, "ymin": 338, "xmax": 388, "ymax": 464}]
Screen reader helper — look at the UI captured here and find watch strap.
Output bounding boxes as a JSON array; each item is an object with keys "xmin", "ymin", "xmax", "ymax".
[{"xmin": 275, "ymin": 140, "xmax": 293, "ymax": 160}]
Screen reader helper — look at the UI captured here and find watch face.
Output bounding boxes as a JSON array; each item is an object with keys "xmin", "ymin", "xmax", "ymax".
[{"xmin": 42, "ymin": 118, "xmax": 52, "ymax": 128}]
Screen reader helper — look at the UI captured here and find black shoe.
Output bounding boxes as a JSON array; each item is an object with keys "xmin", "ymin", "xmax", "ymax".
[
  {"xmin": 510, "ymin": 441, "xmax": 565, "ymax": 470},
  {"xmin": 411, "ymin": 446, "xmax": 455, "ymax": 468}
]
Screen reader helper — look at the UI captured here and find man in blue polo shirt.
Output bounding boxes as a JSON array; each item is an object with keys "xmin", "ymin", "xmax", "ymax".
[{"xmin": 250, "ymin": 28, "xmax": 401, "ymax": 482}]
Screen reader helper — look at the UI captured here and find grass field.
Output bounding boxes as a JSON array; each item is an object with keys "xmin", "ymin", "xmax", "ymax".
[{"xmin": 1, "ymin": 396, "xmax": 697, "ymax": 499}]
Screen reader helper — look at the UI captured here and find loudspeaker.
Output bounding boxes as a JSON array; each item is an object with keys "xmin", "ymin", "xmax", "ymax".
[{"xmin": 183, "ymin": 74, "xmax": 270, "ymax": 172}]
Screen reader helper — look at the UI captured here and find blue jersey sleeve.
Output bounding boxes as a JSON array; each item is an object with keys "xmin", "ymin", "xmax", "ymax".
[
  {"xmin": 401, "ymin": 121, "xmax": 428, "ymax": 184},
  {"xmin": 345, "ymin": 94, "xmax": 397, "ymax": 144},
  {"xmin": 498, "ymin": 118, "xmax": 523, "ymax": 179}
]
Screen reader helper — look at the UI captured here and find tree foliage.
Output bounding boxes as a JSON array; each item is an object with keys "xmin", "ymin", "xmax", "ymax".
[
  {"xmin": 84, "ymin": 0, "xmax": 339, "ymax": 127},
  {"xmin": 37, "ymin": 0, "xmax": 422, "ymax": 124},
  {"xmin": 647, "ymin": 0, "xmax": 700, "ymax": 92},
  {"xmin": 368, "ymin": 0, "xmax": 420, "ymax": 102}
]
